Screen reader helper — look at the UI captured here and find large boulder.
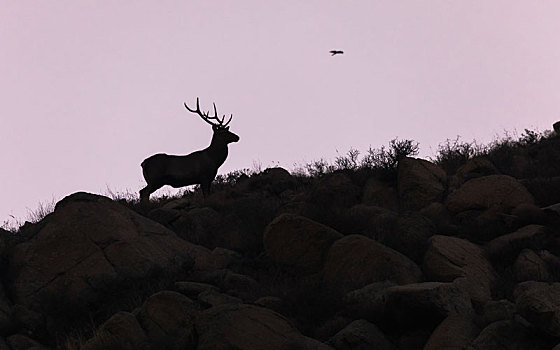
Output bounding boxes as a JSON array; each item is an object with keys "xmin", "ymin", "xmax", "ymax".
[
  {"xmin": 446, "ymin": 175, "xmax": 534, "ymax": 213},
  {"xmin": 323, "ymin": 235, "xmax": 422, "ymax": 292},
  {"xmin": 514, "ymin": 281, "xmax": 560, "ymax": 337},
  {"xmin": 264, "ymin": 214, "xmax": 343, "ymax": 273},
  {"xmin": 195, "ymin": 303, "xmax": 331, "ymax": 350},
  {"xmin": 423, "ymin": 235, "xmax": 495, "ymax": 302},
  {"xmin": 136, "ymin": 291, "xmax": 199, "ymax": 349},
  {"xmin": 397, "ymin": 157, "xmax": 447, "ymax": 211},
  {"xmin": 7, "ymin": 193, "xmax": 202, "ymax": 315}
]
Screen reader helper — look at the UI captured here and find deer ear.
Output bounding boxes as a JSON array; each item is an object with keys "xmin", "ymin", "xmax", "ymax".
[
  {"xmin": 225, "ymin": 126, "xmax": 230, "ymax": 131},
  {"xmin": 212, "ymin": 125, "xmax": 218, "ymax": 131}
]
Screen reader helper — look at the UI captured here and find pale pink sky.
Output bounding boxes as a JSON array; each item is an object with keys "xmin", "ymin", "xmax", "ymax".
[{"xmin": 2, "ymin": 2, "xmax": 560, "ymax": 223}]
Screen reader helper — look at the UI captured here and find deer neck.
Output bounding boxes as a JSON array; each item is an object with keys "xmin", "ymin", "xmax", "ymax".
[{"xmin": 206, "ymin": 138, "xmax": 229, "ymax": 166}]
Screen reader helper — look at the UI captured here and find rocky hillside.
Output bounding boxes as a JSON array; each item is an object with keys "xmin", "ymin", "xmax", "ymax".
[{"xmin": 1, "ymin": 132, "xmax": 560, "ymax": 349}]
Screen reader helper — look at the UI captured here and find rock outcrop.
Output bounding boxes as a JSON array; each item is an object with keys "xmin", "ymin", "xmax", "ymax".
[{"xmin": 7, "ymin": 193, "xmax": 203, "ymax": 318}]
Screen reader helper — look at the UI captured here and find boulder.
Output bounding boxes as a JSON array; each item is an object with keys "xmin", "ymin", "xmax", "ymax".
[
  {"xmin": 137, "ymin": 291, "xmax": 199, "ymax": 350},
  {"xmin": 481, "ymin": 299, "xmax": 516, "ymax": 325},
  {"xmin": 451, "ymin": 157, "xmax": 499, "ymax": 188},
  {"xmin": 195, "ymin": 303, "xmax": 330, "ymax": 350},
  {"xmin": 514, "ymin": 281, "xmax": 560, "ymax": 337},
  {"xmin": 382, "ymin": 213, "xmax": 435, "ymax": 263},
  {"xmin": 383, "ymin": 282, "xmax": 472, "ymax": 327},
  {"xmin": 423, "ymin": 314, "xmax": 479, "ymax": 350},
  {"xmin": 446, "ymin": 175, "xmax": 534, "ymax": 213},
  {"xmin": 343, "ymin": 281, "xmax": 395, "ymax": 321},
  {"xmin": 423, "ymin": 235, "xmax": 494, "ymax": 302},
  {"xmin": 7, "ymin": 192, "xmax": 200, "ymax": 315},
  {"xmin": 323, "ymin": 235, "xmax": 422, "ymax": 292},
  {"xmin": 264, "ymin": 214, "xmax": 343, "ymax": 273},
  {"xmin": 328, "ymin": 319, "xmax": 396, "ymax": 350},
  {"xmin": 397, "ymin": 157, "xmax": 447, "ymax": 211},
  {"xmin": 486, "ymin": 225, "xmax": 548, "ymax": 264},
  {"xmin": 469, "ymin": 320, "xmax": 547, "ymax": 350},
  {"xmin": 81, "ymin": 312, "xmax": 150, "ymax": 350},
  {"xmin": 513, "ymin": 249, "xmax": 550, "ymax": 282}
]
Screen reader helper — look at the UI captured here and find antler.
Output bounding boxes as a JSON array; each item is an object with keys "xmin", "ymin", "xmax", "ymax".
[{"xmin": 184, "ymin": 97, "xmax": 232, "ymax": 128}]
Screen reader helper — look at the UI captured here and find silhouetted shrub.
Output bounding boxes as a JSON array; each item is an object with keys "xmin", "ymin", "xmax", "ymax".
[
  {"xmin": 433, "ymin": 137, "xmax": 485, "ymax": 174},
  {"xmin": 335, "ymin": 148, "xmax": 360, "ymax": 171},
  {"xmin": 361, "ymin": 138, "xmax": 420, "ymax": 173}
]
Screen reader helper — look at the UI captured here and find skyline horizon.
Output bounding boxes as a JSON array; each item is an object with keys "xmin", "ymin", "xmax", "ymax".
[{"xmin": 2, "ymin": 2, "xmax": 559, "ymax": 225}]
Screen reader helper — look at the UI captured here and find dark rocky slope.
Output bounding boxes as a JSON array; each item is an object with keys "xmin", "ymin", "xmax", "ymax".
[{"xmin": 1, "ymin": 135, "xmax": 560, "ymax": 349}]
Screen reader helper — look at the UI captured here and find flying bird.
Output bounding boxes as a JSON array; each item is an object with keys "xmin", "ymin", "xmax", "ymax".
[{"xmin": 330, "ymin": 50, "xmax": 344, "ymax": 56}]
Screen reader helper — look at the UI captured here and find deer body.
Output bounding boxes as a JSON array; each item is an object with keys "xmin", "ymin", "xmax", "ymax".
[{"xmin": 140, "ymin": 98, "xmax": 239, "ymax": 202}]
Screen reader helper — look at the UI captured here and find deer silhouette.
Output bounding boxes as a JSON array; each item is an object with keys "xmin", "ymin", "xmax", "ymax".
[{"xmin": 140, "ymin": 98, "xmax": 240, "ymax": 202}]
